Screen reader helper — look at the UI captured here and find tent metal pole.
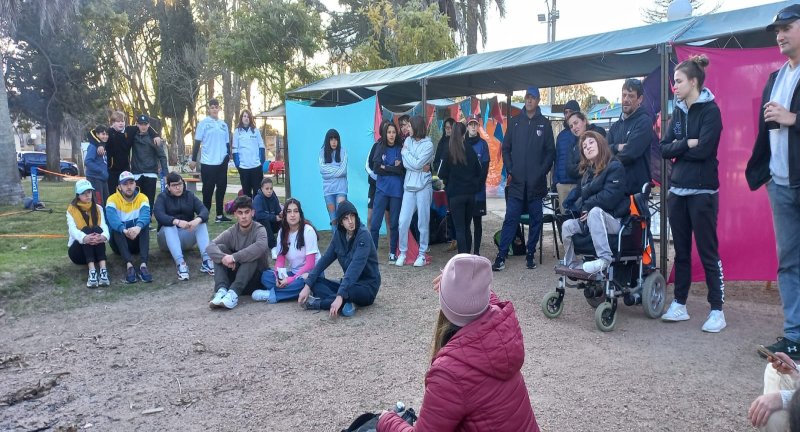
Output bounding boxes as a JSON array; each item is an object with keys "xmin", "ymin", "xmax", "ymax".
[
  {"xmin": 659, "ymin": 43, "xmax": 671, "ymax": 279},
  {"xmin": 420, "ymin": 78, "xmax": 428, "ymax": 111},
  {"xmin": 506, "ymin": 93, "xmax": 512, "ymax": 120},
  {"xmin": 283, "ymin": 101, "xmax": 291, "ymax": 198}
]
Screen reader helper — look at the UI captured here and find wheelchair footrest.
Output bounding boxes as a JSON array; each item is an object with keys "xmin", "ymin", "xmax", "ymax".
[{"xmin": 554, "ymin": 264, "xmax": 604, "ymax": 281}]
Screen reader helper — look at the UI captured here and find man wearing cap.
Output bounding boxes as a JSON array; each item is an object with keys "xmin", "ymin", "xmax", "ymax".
[
  {"xmin": 96, "ymin": 111, "xmax": 162, "ymax": 193},
  {"xmin": 105, "ymin": 171, "xmax": 153, "ymax": 283},
  {"xmin": 190, "ymin": 99, "xmax": 232, "ymax": 223},
  {"xmin": 130, "ymin": 114, "xmax": 168, "ymax": 207},
  {"xmin": 607, "ymin": 79, "xmax": 657, "ymax": 195},
  {"xmin": 554, "ymin": 100, "xmax": 581, "ymax": 212},
  {"xmin": 747, "ymin": 4, "xmax": 800, "ymax": 360},
  {"xmin": 493, "ymin": 86, "xmax": 555, "ymax": 272}
]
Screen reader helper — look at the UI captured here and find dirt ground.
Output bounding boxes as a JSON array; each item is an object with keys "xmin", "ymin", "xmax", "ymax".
[{"xmin": 0, "ymin": 213, "xmax": 785, "ymax": 431}]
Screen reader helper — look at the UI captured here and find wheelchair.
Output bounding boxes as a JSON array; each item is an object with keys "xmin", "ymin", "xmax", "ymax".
[{"xmin": 540, "ymin": 184, "xmax": 666, "ymax": 332}]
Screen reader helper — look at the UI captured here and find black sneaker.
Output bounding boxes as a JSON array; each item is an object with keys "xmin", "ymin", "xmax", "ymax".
[
  {"xmin": 492, "ymin": 256, "xmax": 505, "ymax": 272},
  {"xmin": 761, "ymin": 337, "xmax": 800, "ymax": 360},
  {"xmin": 215, "ymin": 215, "xmax": 232, "ymax": 223},
  {"xmin": 301, "ymin": 295, "xmax": 322, "ymax": 311},
  {"xmin": 526, "ymin": 253, "xmax": 537, "ymax": 269}
]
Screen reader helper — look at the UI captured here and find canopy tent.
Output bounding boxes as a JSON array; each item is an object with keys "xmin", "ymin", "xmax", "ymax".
[
  {"xmin": 286, "ymin": 1, "xmax": 792, "ymax": 280},
  {"xmin": 288, "ymin": 1, "xmax": 790, "ymax": 105}
]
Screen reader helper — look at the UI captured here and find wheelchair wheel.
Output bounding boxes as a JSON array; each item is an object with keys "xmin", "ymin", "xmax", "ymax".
[
  {"xmin": 595, "ymin": 302, "xmax": 617, "ymax": 332},
  {"xmin": 642, "ymin": 271, "xmax": 666, "ymax": 319},
  {"xmin": 541, "ymin": 291, "xmax": 564, "ymax": 319}
]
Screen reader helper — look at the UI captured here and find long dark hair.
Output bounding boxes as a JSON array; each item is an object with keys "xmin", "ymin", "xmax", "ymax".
[
  {"xmin": 448, "ymin": 122, "xmax": 467, "ymax": 165},
  {"xmin": 431, "ymin": 310, "xmax": 461, "ymax": 361},
  {"xmin": 409, "ymin": 115, "xmax": 427, "ymax": 140},
  {"xmin": 279, "ymin": 198, "xmax": 317, "ymax": 255},
  {"xmin": 71, "ymin": 192, "xmax": 99, "ymax": 227},
  {"xmin": 322, "ymin": 129, "xmax": 342, "ymax": 164},
  {"xmin": 236, "ymin": 109, "xmax": 256, "ymax": 132},
  {"xmin": 442, "ymin": 117, "xmax": 455, "ymax": 136},
  {"xmin": 382, "ymin": 123, "xmax": 398, "ymax": 147}
]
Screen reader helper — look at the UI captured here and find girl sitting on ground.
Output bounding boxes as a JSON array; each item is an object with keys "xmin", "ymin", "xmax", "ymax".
[
  {"xmin": 377, "ymin": 254, "xmax": 539, "ymax": 431},
  {"xmin": 67, "ymin": 179, "xmax": 110, "ymax": 288},
  {"xmin": 253, "ymin": 198, "xmax": 319, "ymax": 303},
  {"xmin": 560, "ymin": 131, "xmax": 629, "ymax": 274}
]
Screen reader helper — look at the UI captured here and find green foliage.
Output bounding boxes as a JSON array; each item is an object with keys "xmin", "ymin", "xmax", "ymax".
[
  {"xmin": 157, "ymin": 0, "xmax": 200, "ymax": 119},
  {"xmin": 347, "ymin": 0, "xmax": 459, "ymax": 72}
]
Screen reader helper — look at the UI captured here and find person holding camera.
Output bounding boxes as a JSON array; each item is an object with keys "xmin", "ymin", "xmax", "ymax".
[{"xmin": 560, "ymin": 131, "xmax": 629, "ymax": 274}]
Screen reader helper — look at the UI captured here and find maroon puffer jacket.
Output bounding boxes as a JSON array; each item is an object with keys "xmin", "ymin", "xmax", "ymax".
[{"xmin": 378, "ymin": 300, "xmax": 539, "ymax": 432}]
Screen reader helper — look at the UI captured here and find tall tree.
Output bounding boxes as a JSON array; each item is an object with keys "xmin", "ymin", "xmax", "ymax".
[
  {"xmin": 455, "ymin": 0, "xmax": 506, "ymax": 55},
  {"xmin": 6, "ymin": 0, "xmax": 108, "ymax": 181},
  {"xmin": 0, "ymin": 0, "xmax": 77, "ymax": 204},
  {"xmin": 641, "ymin": 0, "xmax": 719, "ymax": 23}
]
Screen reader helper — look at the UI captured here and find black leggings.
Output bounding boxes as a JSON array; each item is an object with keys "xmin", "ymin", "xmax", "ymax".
[
  {"xmin": 472, "ymin": 216, "xmax": 483, "ymax": 255},
  {"xmin": 201, "ymin": 163, "xmax": 228, "ymax": 216},
  {"xmin": 448, "ymin": 194, "xmax": 475, "ymax": 254},
  {"xmin": 238, "ymin": 166, "xmax": 262, "ymax": 198},
  {"xmin": 68, "ymin": 226, "xmax": 107, "ymax": 265}
]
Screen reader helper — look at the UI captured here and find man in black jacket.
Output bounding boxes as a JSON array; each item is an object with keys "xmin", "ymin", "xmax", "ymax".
[
  {"xmin": 746, "ymin": 4, "xmax": 800, "ymax": 360},
  {"xmin": 493, "ymin": 86, "xmax": 555, "ymax": 271},
  {"xmin": 607, "ymin": 79, "xmax": 657, "ymax": 195}
]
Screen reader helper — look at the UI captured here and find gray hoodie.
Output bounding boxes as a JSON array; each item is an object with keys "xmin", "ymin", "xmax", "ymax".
[{"xmin": 401, "ymin": 136, "xmax": 434, "ymax": 192}]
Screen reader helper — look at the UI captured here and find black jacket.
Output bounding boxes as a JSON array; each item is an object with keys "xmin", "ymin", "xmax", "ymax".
[
  {"xmin": 153, "ymin": 183, "xmax": 209, "ymax": 230},
  {"xmin": 99, "ymin": 125, "xmax": 159, "ymax": 172},
  {"xmin": 746, "ymin": 68, "xmax": 800, "ymax": 189},
  {"xmin": 439, "ymin": 141, "xmax": 482, "ymax": 198},
  {"xmin": 661, "ymin": 89, "xmax": 723, "ymax": 190},
  {"xmin": 306, "ymin": 201, "xmax": 380, "ymax": 304},
  {"xmin": 607, "ymin": 107, "xmax": 656, "ymax": 195},
  {"xmin": 502, "ymin": 107, "xmax": 556, "ymax": 200},
  {"xmin": 575, "ymin": 159, "xmax": 630, "ymax": 218},
  {"xmin": 566, "ymin": 124, "xmax": 607, "ymax": 180}
]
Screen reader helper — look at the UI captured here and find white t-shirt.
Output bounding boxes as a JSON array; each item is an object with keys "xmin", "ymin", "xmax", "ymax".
[
  {"xmin": 195, "ymin": 117, "xmax": 230, "ymax": 165},
  {"xmin": 275, "ymin": 224, "xmax": 320, "ymax": 274}
]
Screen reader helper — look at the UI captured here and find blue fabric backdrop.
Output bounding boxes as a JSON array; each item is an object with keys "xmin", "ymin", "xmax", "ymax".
[{"xmin": 286, "ymin": 97, "xmax": 377, "ymax": 231}]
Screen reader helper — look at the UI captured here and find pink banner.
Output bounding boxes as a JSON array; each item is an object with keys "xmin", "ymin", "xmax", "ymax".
[{"xmin": 674, "ymin": 46, "xmax": 785, "ymax": 281}]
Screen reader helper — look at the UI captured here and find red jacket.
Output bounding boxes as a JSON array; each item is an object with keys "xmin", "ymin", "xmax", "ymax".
[{"xmin": 378, "ymin": 299, "xmax": 539, "ymax": 432}]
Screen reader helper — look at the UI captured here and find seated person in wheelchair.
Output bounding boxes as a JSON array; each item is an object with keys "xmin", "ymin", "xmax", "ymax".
[{"xmin": 561, "ymin": 131, "xmax": 630, "ymax": 274}]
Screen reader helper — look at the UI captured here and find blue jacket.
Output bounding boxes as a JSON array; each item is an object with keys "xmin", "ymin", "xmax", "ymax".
[
  {"xmin": 306, "ymin": 202, "xmax": 380, "ymax": 303},
  {"xmin": 554, "ymin": 126, "xmax": 577, "ymax": 184},
  {"xmin": 253, "ymin": 190, "xmax": 281, "ymax": 226},
  {"xmin": 85, "ymin": 131, "xmax": 109, "ymax": 181},
  {"xmin": 372, "ymin": 144, "xmax": 405, "ymax": 198}
]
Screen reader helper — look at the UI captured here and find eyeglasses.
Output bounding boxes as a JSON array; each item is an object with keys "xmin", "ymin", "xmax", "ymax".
[{"xmin": 168, "ymin": 183, "xmax": 184, "ymax": 188}]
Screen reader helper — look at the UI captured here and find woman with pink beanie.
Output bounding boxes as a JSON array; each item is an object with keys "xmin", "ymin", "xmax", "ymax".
[{"xmin": 377, "ymin": 254, "xmax": 539, "ymax": 431}]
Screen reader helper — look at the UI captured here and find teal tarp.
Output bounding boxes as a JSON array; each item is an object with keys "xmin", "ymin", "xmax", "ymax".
[{"xmin": 288, "ymin": 1, "xmax": 791, "ymax": 105}]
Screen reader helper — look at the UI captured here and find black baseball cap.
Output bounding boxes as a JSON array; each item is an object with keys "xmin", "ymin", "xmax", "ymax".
[
  {"xmin": 767, "ymin": 5, "xmax": 800, "ymax": 31},
  {"xmin": 136, "ymin": 114, "xmax": 150, "ymax": 124}
]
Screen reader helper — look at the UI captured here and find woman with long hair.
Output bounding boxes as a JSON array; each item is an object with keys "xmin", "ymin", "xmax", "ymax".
[
  {"xmin": 433, "ymin": 117, "xmax": 455, "ymax": 175},
  {"xmin": 319, "ymin": 129, "xmax": 348, "ymax": 224},
  {"xmin": 465, "ymin": 116, "xmax": 490, "ymax": 255},
  {"xmin": 396, "ymin": 116, "xmax": 434, "ymax": 267},
  {"xmin": 438, "ymin": 122, "xmax": 481, "ymax": 254},
  {"xmin": 232, "ymin": 109, "xmax": 265, "ymax": 198},
  {"xmin": 370, "ymin": 122, "xmax": 405, "ymax": 261},
  {"xmin": 560, "ymin": 131, "xmax": 629, "ymax": 274},
  {"xmin": 67, "ymin": 179, "xmax": 110, "ymax": 288},
  {"xmin": 377, "ymin": 254, "xmax": 539, "ymax": 431},
  {"xmin": 659, "ymin": 55, "xmax": 726, "ymax": 333},
  {"xmin": 367, "ymin": 119, "xmax": 392, "ymax": 229},
  {"xmin": 565, "ymin": 111, "xmax": 607, "ymax": 184},
  {"xmin": 254, "ymin": 198, "xmax": 320, "ymax": 303}
]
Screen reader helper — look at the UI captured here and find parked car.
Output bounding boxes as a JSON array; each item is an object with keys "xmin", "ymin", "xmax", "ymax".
[{"xmin": 17, "ymin": 151, "xmax": 79, "ymax": 178}]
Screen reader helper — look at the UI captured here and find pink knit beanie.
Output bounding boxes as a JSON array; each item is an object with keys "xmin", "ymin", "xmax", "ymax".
[{"xmin": 439, "ymin": 254, "xmax": 492, "ymax": 327}]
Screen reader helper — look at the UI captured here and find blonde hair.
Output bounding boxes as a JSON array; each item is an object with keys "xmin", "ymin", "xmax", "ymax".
[
  {"xmin": 109, "ymin": 111, "xmax": 126, "ymax": 123},
  {"xmin": 430, "ymin": 310, "xmax": 461, "ymax": 361}
]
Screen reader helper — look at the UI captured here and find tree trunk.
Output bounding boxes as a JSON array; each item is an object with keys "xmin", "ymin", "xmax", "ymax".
[
  {"xmin": 466, "ymin": 1, "xmax": 478, "ymax": 55},
  {"xmin": 0, "ymin": 65, "xmax": 25, "ymax": 204},
  {"xmin": 45, "ymin": 121, "xmax": 62, "ymax": 181},
  {"xmin": 70, "ymin": 126, "xmax": 83, "ymax": 176},
  {"xmin": 171, "ymin": 112, "xmax": 185, "ymax": 164}
]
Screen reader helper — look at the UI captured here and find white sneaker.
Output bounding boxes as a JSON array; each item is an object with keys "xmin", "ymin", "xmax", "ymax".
[
  {"xmin": 413, "ymin": 254, "xmax": 426, "ymax": 267},
  {"xmin": 86, "ymin": 269, "xmax": 98, "ymax": 288},
  {"xmin": 209, "ymin": 288, "xmax": 228, "ymax": 308},
  {"xmin": 395, "ymin": 253, "xmax": 406, "ymax": 267},
  {"xmin": 177, "ymin": 262, "xmax": 189, "ymax": 281},
  {"xmin": 661, "ymin": 300, "xmax": 690, "ymax": 322},
  {"xmin": 702, "ymin": 310, "xmax": 727, "ymax": 333},
  {"xmin": 221, "ymin": 290, "xmax": 238, "ymax": 309},
  {"xmin": 582, "ymin": 259, "xmax": 607, "ymax": 274}
]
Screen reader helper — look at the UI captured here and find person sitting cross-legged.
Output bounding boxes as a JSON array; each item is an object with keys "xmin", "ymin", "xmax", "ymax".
[
  {"xmin": 207, "ymin": 196, "xmax": 270, "ymax": 310},
  {"xmin": 561, "ymin": 131, "xmax": 629, "ymax": 274},
  {"xmin": 154, "ymin": 171, "xmax": 214, "ymax": 281},
  {"xmin": 105, "ymin": 171, "xmax": 152, "ymax": 283},
  {"xmin": 298, "ymin": 200, "xmax": 380, "ymax": 317}
]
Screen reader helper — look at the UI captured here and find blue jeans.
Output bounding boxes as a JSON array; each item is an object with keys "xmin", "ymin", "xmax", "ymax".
[
  {"xmin": 157, "ymin": 224, "xmax": 210, "ymax": 265},
  {"xmin": 324, "ymin": 194, "xmax": 347, "ymax": 223},
  {"xmin": 370, "ymin": 190, "xmax": 402, "ymax": 255},
  {"xmin": 767, "ymin": 181, "xmax": 800, "ymax": 341},
  {"xmin": 256, "ymin": 270, "xmax": 306, "ymax": 303},
  {"xmin": 497, "ymin": 195, "xmax": 543, "ymax": 259}
]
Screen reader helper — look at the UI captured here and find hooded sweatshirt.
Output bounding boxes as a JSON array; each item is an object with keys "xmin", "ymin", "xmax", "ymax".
[
  {"xmin": 153, "ymin": 181, "xmax": 209, "ymax": 230},
  {"xmin": 305, "ymin": 201, "xmax": 380, "ymax": 302},
  {"xmin": 660, "ymin": 88, "xmax": 722, "ymax": 192},
  {"xmin": 377, "ymin": 298, "xmax": 539, "ymax": 432},
  {"xmin": 608, "ymin": 106, "xmax": 657, "ymax": 195},
  {"xmin": 401, "ymin": 136, "xmax": 434, "ymax": 192}
]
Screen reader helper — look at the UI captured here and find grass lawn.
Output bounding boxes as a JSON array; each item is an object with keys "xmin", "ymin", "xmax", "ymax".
[{"xmin": 0, "ymin": 176, "xmax": 265, "ymax": 316}]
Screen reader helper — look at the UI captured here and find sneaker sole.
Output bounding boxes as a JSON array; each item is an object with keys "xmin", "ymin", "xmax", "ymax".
[
  {"xmin": 178, "ymin": 275, "xmax": 190, "ymax": 281},
  {"xmin": 492, "ymin": 265, "xmax": 505, "ymax": 271},
  {"xmin": 209, "ymin": 301, "xmax": 222, "ymax": 309},
  {"xmin": 661, "ymin": 315, "xmax": 690, "ymax": 322},
  {"xmin": 702, "ymin": 324, "xmax": 726, "ymax": 333}
]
